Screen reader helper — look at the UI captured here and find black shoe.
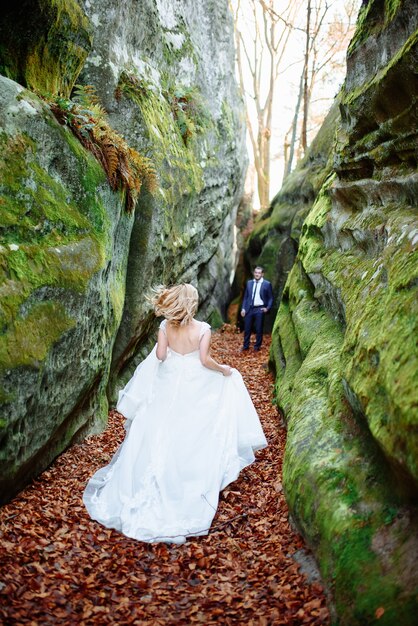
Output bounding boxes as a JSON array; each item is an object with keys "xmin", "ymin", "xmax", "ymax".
[
  {"xmin": 254, "ymin": 346, "xmax": 261, "ymax": 351},
  {"xmin": 240, "ymin": 347, "xmax": 249, "ymax": 352}
]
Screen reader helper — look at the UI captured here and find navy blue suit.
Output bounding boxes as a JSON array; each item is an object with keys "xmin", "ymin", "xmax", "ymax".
[{"xmin": 241, "ymin": 279, "xmax": 274, "ymax": 349}]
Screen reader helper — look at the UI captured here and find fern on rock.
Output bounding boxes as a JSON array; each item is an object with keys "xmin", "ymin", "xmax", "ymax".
[{"xmin": 47, "ymin": 85, "xmax": 157, "ymax": 213}]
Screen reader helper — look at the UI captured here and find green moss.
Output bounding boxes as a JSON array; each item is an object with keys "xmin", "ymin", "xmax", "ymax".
[
  {"xmin": 117, "ymin": 70, "xmax": 209, "ymax": 237},
  {"xmin": 297, "ymin": 177, "xmax": 335, "ymax": 274},
  {"xmin": 162, "ymin": 83, "xmax": 211, "ymax": 146},
  {"xmin": 344, "ymin": 28, "xmax": 418, "ymax": 105},
  {"xmin": 287, "ymin": 263, "xmax": 333, "ymax": 359},
  {"xmin": 0, "ymin": 129, "xmax": 108, "ymax": 330},
  {"xmin": 268, "ymin": 3, "xmax": 418, "ymax": 619},
  {"xmin": 299, "ymin": 190, "xmax": 418, "ymax": 483},
  {"xmin": 0, "ymin": 0, "xmax": 92, "ymax": 97},
  {"xmin": 250, "ymin": 199, "xmax": 298, "ymax": 242},
  {"xmin": 384, "ymin": 0, "xmax": 403, "ymax": 22},
  {"xmin": 277, "ymin": 265, "xmax": 418, "ymax": 623},
  {"xmin": 0, "ymin": 301, "xmax": 75, "ymax": 370},
  {"xmin": 347, "ymin": 1, "xmax": 377, "ymax": 56},
  {"xmin": 270, "ymin": 276, "xmax": 303, "ymax": 416},
  {"xmin": 218, "ymin": 101, "xmax": 236, "ymax": 142},
  {"xmin": 247, "ymin": 216, "xmax": 270, "ymax": 243},
  {"xmin": 161, "ymin": 18, "xmax": 198, "ymax": 67},
  {"xmin": 0, "ymin": 129, "xmax": 107, "ymax": 241},
  {"xmin": 0, "ymin": 104, "xmax": 120, "ymax": 377},
  {"xmin": 65, "ymin": 130, "xmax": 112, "ymax": 234},
  {"xmin": 271, "ymin": 173, "xmax": 418, "ymax": 619},
  {"xmin": 107, "ymin": 275, "xmax": 126, "ymax": 327},
  {"xmin": 208, "ymin": 307, "xmax": 224, "ymax": 329},
  {"xmin": 347, "ymin": 0, "xmax": 404, "ymax": 57},
  {"xmin": 254, "ymin": 232, "xmax": 282, "ymax": 279}
]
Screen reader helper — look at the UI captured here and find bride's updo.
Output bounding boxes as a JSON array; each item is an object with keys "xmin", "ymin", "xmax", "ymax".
[{"xmin": 149, "ymin": 283, "xmax": 198, "ymax": 326}]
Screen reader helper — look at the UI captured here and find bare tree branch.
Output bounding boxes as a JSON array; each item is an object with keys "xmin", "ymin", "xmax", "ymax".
[{"xmin": 230, "ymin": 0, "xmax": 359, "ymax": 198}]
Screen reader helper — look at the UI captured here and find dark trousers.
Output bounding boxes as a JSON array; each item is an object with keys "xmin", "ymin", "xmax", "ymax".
[{"xmin": 243, "ymin": 307, "xmax": 265, "ymax": 349}]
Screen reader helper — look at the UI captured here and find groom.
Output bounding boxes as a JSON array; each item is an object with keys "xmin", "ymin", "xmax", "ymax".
[{"xmin": 240, "ymin": 266, "xmax": 274, "ymax": 351}]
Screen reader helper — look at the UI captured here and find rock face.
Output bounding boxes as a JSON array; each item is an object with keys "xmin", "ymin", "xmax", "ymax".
[
  {"xmin": 76, "ymin": 0, "xmax": 247, "ymax": 391},
  {"xmin": 0, "ymin": 0, "xmax": 246, "ymax": 503},
  {"xmin": 268, "ymin": 0, "xmax": 418, "ymax": 623}
]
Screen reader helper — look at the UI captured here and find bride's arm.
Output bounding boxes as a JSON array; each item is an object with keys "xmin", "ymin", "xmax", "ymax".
[
  {"xmin": 156, "ymin": 328, "xmax": 168, "ymax": 361},
  {"xmin": 199, "ymin": 331, "xmax": 232, "ymax": 376}
]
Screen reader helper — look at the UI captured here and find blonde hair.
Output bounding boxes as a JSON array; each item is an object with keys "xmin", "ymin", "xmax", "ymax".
[{"xmin": 148, "ymin": 283, "xmax": 199, "ymax": 326}]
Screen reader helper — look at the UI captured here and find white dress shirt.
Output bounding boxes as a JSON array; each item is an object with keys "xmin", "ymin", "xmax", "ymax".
[{"xmin": 252, "ymin": 278, "xmax": 264, "ymax": 306}]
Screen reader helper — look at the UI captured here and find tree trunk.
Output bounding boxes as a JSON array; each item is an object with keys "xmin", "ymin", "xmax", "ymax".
[
  {"xmin": 284, "ymin": 67, "xmax": 304, "ymax": 179},
  {"xmin": 301, "ymin": 0, "xmax": 311, "ymax": 154}
]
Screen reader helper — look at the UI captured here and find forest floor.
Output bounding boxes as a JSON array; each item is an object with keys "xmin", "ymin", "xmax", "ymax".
[{"xmin": 0, "ymin": 327, "xmax": 331, "ymax": 625}]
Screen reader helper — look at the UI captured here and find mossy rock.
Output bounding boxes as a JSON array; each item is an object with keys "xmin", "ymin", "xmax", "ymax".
[
  {"xmin": 347, "ymin": 0, "xmax": 404, "ymax": 57},
  {"xmin": 1, "ymin": 0, "xmax": 248, "ymax": 506},
  {"xmin": 208, "ymin": 307, "xmax": 224, "ymax": 329},
  {"xmin": 0, "ymin": 77, "xmax": 132, "ymax": 503},
  {"xmin": 269, "ymin": 0, "xmax": 418, "ymax": 620},
  {"xmin": 275, "ymin": 263, "xmax": 418, "ymax": 625},
  {"xmin": 109, "ymin": 63, "xmax": 247, "ymax": 393},
  {"xmin": 0, "ymin": 0, "xmax": 93, "ymax": 97},
  {"xmin": 300, "ymin": 179, "xmax": 418, "ymax": 487}
]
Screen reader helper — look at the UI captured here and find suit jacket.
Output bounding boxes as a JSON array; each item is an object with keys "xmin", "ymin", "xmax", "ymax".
[{"xmin": 242, "ymin": 278, "xmax": 274, "ymax": 313}]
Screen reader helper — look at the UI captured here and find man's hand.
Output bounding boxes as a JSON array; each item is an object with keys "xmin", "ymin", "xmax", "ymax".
[
  {"xmin": 261, "ymin": 307, "xmax": 268, "ymax": 313},
  {"xmin": 240, "ymin": 309, "xmax": 246, "ymax": 317}
]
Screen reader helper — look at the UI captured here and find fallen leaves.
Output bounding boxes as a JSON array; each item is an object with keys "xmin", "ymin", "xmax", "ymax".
[{"xmin": 0, "ymin": 331, "xmax": 330, "ymax": 625}]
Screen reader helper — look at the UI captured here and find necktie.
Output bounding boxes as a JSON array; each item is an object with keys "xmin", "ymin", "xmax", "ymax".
[{"xmin": 251, "ymin": 280, "xmax": 259, "ymax": 306}]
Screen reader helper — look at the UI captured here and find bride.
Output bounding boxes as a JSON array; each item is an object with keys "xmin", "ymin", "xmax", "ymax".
[{"xmin": 83, "ymin": 283, "xmax": 267, "ymax": 544}]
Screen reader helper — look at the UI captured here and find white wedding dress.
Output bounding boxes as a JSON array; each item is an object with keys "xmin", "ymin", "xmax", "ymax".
[{"xmin": 83, "ymin": 320, "xmax": 267, "ymax": 544}]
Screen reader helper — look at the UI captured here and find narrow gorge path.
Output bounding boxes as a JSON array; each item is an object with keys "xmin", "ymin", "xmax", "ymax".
[{"xmin": 0, "ymin": 329, "xmax": 330, "ymax": 625}]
